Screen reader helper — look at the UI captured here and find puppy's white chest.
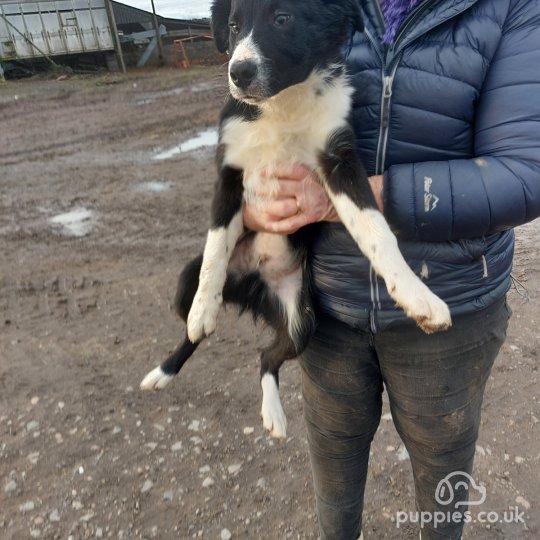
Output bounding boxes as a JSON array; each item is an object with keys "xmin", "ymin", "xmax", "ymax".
[
  {"xmin": 222, "ymin": 112, "xmax": 324, "ymax": 171},
  {"xmin": 220, "ymin": 71, "xmax": 354, "ymax": 200},
  {"xmin": 221, "ymin": 116, "xmax": 318, "ymax": 203}
]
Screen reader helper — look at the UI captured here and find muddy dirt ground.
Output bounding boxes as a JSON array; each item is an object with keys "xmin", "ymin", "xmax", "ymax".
[{"xmin": 0, "ymin": 68, "xmax": 538, "ymax": 540}]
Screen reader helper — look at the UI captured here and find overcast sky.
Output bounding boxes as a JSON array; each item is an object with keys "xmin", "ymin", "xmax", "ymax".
[{"xmin": 118, "ymin": 0, "xmax": 211, "ymax": 20}]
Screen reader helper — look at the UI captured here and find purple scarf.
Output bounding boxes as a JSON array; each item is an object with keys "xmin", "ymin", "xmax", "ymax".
[{"xmin": 379, "ymin": 0, "xmax": 424, "ymax": 43}]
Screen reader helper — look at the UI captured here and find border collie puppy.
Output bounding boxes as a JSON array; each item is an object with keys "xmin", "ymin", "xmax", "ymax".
[{"xmin": 141, "ymin": 0, "xmax": 451, "ymax": 438}]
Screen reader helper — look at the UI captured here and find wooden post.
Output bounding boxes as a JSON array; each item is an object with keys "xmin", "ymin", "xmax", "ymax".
[
  {"xmin": 104, "ymin": 0, "xmax": 126, "ymax": 73},
  {"xmin": 150, "ymin": 0, "xmax": 164, "ymax": 66}
]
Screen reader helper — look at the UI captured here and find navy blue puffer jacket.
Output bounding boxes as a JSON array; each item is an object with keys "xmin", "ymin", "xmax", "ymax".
[{"xmin": 312, "ymin": 0, "xmax": 540, "ymax": 331}]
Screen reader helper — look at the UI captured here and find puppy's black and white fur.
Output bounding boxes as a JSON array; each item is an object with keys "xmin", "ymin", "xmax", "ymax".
[{"xmin": 141, "ymin": 0, "xmax": 451, "ymax": 438}]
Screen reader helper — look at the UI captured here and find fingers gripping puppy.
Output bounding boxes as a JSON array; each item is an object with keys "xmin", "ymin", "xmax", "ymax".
[{"xmin": 141, "ymin": 0, "xmax": 451, "ymax": 439}]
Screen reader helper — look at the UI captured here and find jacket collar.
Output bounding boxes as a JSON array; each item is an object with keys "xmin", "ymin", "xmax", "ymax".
[{"xmin": 361, "ymin": 0, "xmax": 479, "ymax": 55}]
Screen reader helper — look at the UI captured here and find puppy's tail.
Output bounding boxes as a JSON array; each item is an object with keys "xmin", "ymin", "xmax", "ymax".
[{"xmin": 140, "ymin": 254, "xmax": 203, "ymax": 392}]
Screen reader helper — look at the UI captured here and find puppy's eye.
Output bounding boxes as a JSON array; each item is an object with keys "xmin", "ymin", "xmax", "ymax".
[
  {"xmin": 229, "ymin": 22, "xmax": 240, "ymax": 34},
  {"xmin": 274, "ymin": 14, "xmax": 291, "ymax": 26}
]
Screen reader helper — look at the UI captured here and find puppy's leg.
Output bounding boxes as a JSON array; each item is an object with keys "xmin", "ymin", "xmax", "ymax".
[
  {"xmin": 140, "ymin": 334, "xmax": 199, "ymax": 390},
  {"xmin": 260, "ymin": 332, "xmax": 298, "ymax": 439},
  {"xmin": 219, "ymin": 268, "xmax": 294, "ymax": 438},
  {"xmin": 224, "ymin": 238, "xmax": 314, "ymax": 438},
  {"xmin": 260, "ymin": 269, "xmax": 314, "ymax": 439},
  {"xmin": 187, "ymin": 165, "xmax": 244, "ymax": 342},
  {"xmin": 214, "ymin": 262, "xmax": 295, "ymax": 438},
  {"xmin": 319, "ymin": 128, "xmax": 451, "ymax": 333},
  {"xmin": 141, "ymin": 238, "xmax": 258, "ymax": 392},
  {"xmin": 141, "ymin": 255, "xmax": 203, "ymax": 391}
]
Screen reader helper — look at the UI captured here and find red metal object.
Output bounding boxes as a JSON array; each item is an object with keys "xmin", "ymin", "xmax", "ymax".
[{"xmin": 173, "ymin": 35, "xmax": 214, "ymax": 69}]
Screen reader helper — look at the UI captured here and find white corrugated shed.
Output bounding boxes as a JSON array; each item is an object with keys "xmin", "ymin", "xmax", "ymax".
[{"xmin": 0, "ymin": 0, "xmax": 114, "ymax": 60}]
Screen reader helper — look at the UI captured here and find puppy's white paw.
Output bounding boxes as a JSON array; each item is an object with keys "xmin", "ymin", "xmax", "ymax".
[
  {"xmin": 260, "ymin": 373, "xmax": 287, "ymax": 439},
  {"xmin": 414, "ymin": 292, "xmax": 452, "ymax": 334},
  {"xmin": 389, "ymin": 275, "xmax": 451, "ymax": 334},
  {"xmin": 140, "ymin": 366, "xmax": 174, "ymax": 391},
  {"xmin": 261, "ymin": 400, "xmax": 287, "ymax": 439},
  {"xmin": 187, "ymin": 292, "xmax": 220, "ymax": 342}
]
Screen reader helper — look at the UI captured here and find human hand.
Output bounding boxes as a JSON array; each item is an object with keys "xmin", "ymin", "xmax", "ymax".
[
  {"xmin": 243, "ymin": 163, "xmax": 338, "ymax": 234},
  {"xmin": 242, "ymin": 166, "xmax": 385, "ymax": 234}
]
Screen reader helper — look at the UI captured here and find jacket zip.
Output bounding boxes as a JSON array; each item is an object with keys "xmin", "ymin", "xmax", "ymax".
[
  {"xmin": 373, "ymin": 0, "xmax": 386, "ymax": 36},
  {"xmin": 373, "ymin": 0, "xmax": 439, "ymax": 176},
  {"xmin": 375, "ymin": 61, "xmax": 400, "ymax": 175},
  {"xmin": 363, "ymin": 28, "xmax": 383, "ymax": 63},
  {"xmin": 370, "ymin": 309, "xmax": 377, "ymax": 334},
  {"xmin": 390, "ymin": 0, "xmax": 439, "ymax": 58}
]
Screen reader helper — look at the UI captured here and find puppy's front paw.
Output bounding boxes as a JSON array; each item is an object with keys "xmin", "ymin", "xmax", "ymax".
[
  {"xmin": 388, "ymin": 275, "xmax": 451, "ymax": 334},
  {"xmin": 187, "ymin": 292, "xmax": 221, "ymax": 342},
  {"xmin": 413, "ymin": 292, "xmax": 452, "ymax": 334}
]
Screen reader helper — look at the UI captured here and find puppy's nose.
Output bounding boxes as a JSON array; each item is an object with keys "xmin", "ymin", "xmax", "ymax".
[{"xmin": 230, "ymin": 61, "xmax": 258, "ymax": 89}]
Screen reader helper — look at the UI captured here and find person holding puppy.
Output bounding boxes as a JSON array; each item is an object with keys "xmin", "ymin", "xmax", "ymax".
[{"xmin": 244, "ymin": 1, "xmax": 540, "ymax": 538}]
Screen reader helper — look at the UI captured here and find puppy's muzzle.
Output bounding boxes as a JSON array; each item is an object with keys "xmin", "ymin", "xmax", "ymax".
[{"xmin": 230, "ymin": 60, "xmax": 258, "ymax": 90}]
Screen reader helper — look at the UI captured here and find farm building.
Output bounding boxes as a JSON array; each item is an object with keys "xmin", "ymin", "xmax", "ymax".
[
  {"xmin": 0, "ymin": 0, "xmax": 115, "ymax": 61},
  {"xmin": 111, "ymin": 2, "xmax": 214, "ymax": 69},
  {"xmin": 0, "ymin": 0, "xmax": 214, "ymax": 75},
  {"xmin": 112, "ymin": 1, "xmax": 210, "ymax": 37}
]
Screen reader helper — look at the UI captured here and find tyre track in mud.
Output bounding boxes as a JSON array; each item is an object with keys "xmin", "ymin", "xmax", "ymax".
[{"xmin": 0, "ymin": 68, "xmax": 537, "ymax": 540}]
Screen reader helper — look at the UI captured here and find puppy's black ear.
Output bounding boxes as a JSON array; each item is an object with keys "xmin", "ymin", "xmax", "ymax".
[
  {"xmin": 326, "ymin": 0, "xmax": 364, "ymax": 34},
  {"xmin": 211, "ymin": 0, "xmax": 231, "ymax": 53}
]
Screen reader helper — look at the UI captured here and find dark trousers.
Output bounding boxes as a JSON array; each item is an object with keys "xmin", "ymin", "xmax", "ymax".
[{"xmin": 299, "ymin": 297, "xmax": 510, "ymax": 540}]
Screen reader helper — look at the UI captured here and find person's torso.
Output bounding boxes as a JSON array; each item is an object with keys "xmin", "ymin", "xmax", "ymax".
[{"xmin": 311, "ymin": 0, "xmax": 515, "ymax": 330}]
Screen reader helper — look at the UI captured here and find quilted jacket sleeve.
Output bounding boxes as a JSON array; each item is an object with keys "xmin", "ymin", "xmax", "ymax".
[{"xmin": 384, "ymin": 1, "xmax": 540, "ymax": 241}]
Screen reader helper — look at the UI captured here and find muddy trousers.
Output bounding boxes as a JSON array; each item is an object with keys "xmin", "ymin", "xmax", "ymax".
[{"xmin": 299, "ymin": 297, "xmax": 510, "ymax": 540}]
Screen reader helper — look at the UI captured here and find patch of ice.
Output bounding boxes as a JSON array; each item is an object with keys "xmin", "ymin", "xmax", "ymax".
[
  {"xmin": 49, "ymin": 208, "xmax": 94, "ymax": 237},
  {"xmin": 136, "ymin": 181, "xmax": 171, "ymax": 193},
  {"xmin": 154, "ymin": 129, "xmax": 218, "ymax": 160}
]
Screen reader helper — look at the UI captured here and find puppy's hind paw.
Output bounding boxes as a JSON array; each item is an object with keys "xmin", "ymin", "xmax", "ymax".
[
  {"xmin": 261, "ymin": 405, "xmax": 287, "ymax": 439},
  {"xmin": 260, "ymin": 373, "xmax": 287, "ymax": 439},
  {"xmin": 140, "ymin": 366, "xmax": 174, "ymax": 391}
]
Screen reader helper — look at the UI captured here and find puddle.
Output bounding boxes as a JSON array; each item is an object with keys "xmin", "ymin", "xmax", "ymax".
[
  {"xmin": 190, "ymin": 82, "xmax": 215, "ymax": 92},
  {"xmin": 49, "ymin": 207, "xmax": 95, "ymax": 237},
  {"xmin": 136, "ymin": 83, "xmax": 215, "ymax": 105},
  {"xmin": 136, "ymin": 98, "xmax": 155, "ymax": 106},
  {"xmin": 153, "ymin": 128, "xmax": 218, "ymax": 160},
  {"xmin": 136, "ymin": 87, "xmax": 186, "ymax": 106},
  {"xmin": 135, "ymin": 181, "xmax": 171, "ymax": 193}
]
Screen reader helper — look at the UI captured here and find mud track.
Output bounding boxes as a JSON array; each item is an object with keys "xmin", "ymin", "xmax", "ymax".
[{"xmin": 0, "ymin": 68, "xmax": 538, "ymax": 539}]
